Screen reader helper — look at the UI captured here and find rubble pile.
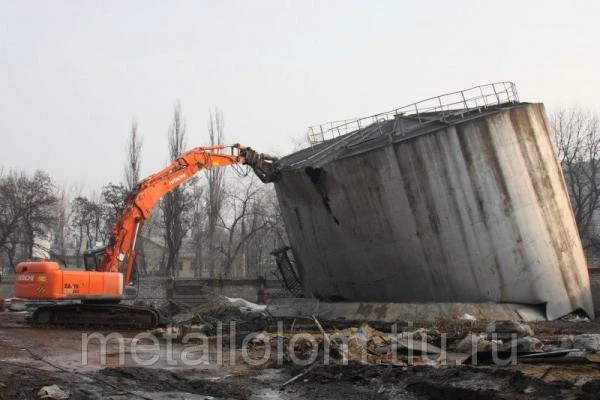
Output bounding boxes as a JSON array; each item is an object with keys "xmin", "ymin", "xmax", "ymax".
[
  {"xmin": 270, "ymin": 319, "xmax": 600, "ymax": 370},
  {"xmin": 152, "ymin": 298, "xmax": 600, "ymax": 367},
  {"xmin": 1, "ymin": 304, "xmax": 600, "ymax": 399},
  {"xmin": 153, "ymin": 295, "xmax": 270, "ymax": 337}
]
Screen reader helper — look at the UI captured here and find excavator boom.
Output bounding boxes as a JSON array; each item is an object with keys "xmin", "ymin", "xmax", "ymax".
[{"xmin": 98, "ymin": 144, "xmax": 279, "ymax": 285}]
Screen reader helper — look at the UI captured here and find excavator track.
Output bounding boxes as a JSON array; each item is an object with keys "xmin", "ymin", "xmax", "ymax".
[{"xmin": 32, "ymin": 303, "xmax": 160, "ymax": 330}]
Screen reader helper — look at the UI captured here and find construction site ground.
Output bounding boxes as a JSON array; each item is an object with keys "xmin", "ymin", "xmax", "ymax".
[{"xmin": 1, "ymin": 310, "xmax": 600, "ymax": 400}]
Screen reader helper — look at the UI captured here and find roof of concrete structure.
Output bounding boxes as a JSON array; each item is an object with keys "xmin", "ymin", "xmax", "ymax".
[{"xmin": 280, "ymin": 101, "xmax": 530, "ymax": 170}]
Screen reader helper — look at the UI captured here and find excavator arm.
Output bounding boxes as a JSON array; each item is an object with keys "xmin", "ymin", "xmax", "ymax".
[
  {"xmin": 15, "ymin": 143, "xmax": 279, "ymax": 328},
  {"xmin": 96, "ymin": 144, "xmax": 280, "ymax": 285}
]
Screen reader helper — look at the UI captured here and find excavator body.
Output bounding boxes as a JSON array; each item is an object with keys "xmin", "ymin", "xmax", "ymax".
[{"xmin": 15, "ymin": 261, "xmax": 123, "ymax": 300}]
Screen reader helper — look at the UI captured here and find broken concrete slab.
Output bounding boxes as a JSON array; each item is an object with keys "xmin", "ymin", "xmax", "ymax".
[
  {"xmin": 37, "ymin": 384, "xmax": 70, "ymax": 400},
  {"xmin": 563, "ymin": 334, "xmax": 600, "ymax": 353},
  {"xmin": 455, "ymin": 333, "xmax": 496, "ymax": 353},
  {"xmin": 503, "ymin": 336, "xmax": 544, "ymax": 353},
  {"xmin": 486, "ymin": 320, "xmax": 535, "ymax": 339}
]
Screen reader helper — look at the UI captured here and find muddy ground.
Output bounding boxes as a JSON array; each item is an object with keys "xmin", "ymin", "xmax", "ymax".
[{"xmin": 1, "ymin": 313, "xmax": 600, "ymax": 400}]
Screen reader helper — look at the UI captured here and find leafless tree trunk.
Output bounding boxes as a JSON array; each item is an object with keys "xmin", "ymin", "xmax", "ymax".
[
  {"xmin": 552, "ymin": 108, "xmax": 600, "ymax": 249},
  {"xmin": 190, "ymin": 184, "xmax": 205, "ymax": 277},
  {"xmin": 124, "ymin": 119, "xmax": 143, "ymax": 192},
  {"xmin": 52, "ymin": 185, "xmax": 69, "ymax": 256},
  {"xmin": 205, "ymin": 108, "xmax": 226, "ymax": 277},
  {"xmin": 123, "ymin": 119, "xmax": 146, "ymax": 277},
  {"xmin": 161, "ymin": 102, "xmax": 193, "ymax": 277}
]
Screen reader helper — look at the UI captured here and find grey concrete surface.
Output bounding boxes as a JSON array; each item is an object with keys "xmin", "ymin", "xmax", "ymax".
[{"xmin": 276, "ymin": 103, "xmax": 594, "ymax": 320}]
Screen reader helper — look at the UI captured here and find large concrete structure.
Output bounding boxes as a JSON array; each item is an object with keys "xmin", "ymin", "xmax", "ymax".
[{"xmin": 275, "ymin": 83, "xmax": 594, "ymax": 320}]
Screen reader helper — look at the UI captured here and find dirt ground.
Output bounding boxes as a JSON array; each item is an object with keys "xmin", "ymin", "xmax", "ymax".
[{"xmin": 1, "ymin": 313, "xmax": 600, "ymax": 400}]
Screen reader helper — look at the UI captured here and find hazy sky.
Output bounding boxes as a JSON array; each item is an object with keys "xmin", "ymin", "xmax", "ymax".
[{"xmin": 1, "ymin": 1, "xmax": 599, "ymax": 190}]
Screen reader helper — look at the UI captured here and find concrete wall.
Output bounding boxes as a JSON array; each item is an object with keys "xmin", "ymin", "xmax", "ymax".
[{"xmin": 276, "ymin": 103, "xmax": 594, "ymax": 320}]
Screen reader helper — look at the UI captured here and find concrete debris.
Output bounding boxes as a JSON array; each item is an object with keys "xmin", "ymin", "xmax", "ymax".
[
  {"xmin": 261, "ymin": 322, "xmax": 446, "ymax": 367},
  {"xmin": 455, "ymin": 333, "xmax": 497, "ymax": 353},
  {"xmin": 154, "ymin": 295, "xmax": 271, "ymax": 338},
  {"xmin": 561, "ymin": 312, "xmax": 591, "ymax": 323},
  {"xmin": 37, "ymin": 384, "xmax": 69, "ymax": 399},
  {"xmin": 2, "ymin": 307, "xmax": 600, "ymax": 400},
  {"xmin": 395, "ymin": 336, "xmax": 443, "ymax": 357},
  {"xmin": 185, "ymin": 295, "xmax": 266, "ymax": 321},
  {"xmin": 504, "ymin": 336, "xmax": 544, "ymax": 353},
  {"xmin": 288, "ymin": 323, "xmax": 445, "ymax": 366},
  {"xmin": 454, "ymin": 321, "xmax": 543, "ymax": 355},
  {"xmin": 457, "ymin": 334, "xmax": 545, "ymax": 359},
  {"xmin": 400, "ymin": 327, "xmax": 440, "ymax": 344},
  {"xmin": 225, "ymin": 297, "xmax": 267, "ymax": 314},
  {"xmin": 565, "ymin": 334, "xmax": 600, "ymax": 353},
  {"xmin": 486, "ymin": 320, "xmax": 534, "ymax": 339},
  {"xmin": 459, "ymin": 313, "xmax": 477, "ymax": 322},
  {"xmin": 328, "ymin": 324, "xmax": 393, "ymax": 363}
]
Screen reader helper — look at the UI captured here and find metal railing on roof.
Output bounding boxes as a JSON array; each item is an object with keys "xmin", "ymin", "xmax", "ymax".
[{"xmin": 307, "ymin": 82, "xmax": 519, "ymax": 145}]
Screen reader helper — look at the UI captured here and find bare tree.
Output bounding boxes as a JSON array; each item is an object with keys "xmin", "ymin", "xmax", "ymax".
[
  {"xmin": 160, "ymin": 102, "xmax": 194, "ymax": 277},
  {"xmin": 552, "ymin": 108, "xmax": 600, "ymax": 248},
  {"xmin": 0, "ymin": 170, "xmax": 57, "ymax": 270},
  {"xmin": 243, "ymin": 187, "xmax": 287, "ymax": 279},
  {"xmin": 51, "ymin": 184, "xmax": 69, "ymax": 257},
  {"xmin": 0, "ymin": 174, "xmax": 22, "ymax": 254},
  {"xmin": 100, "ymin": 182, "xmax": 128, "ymax": 252},
  {"xmin": 121, "ymin": 119, "xmax": 150, "ymax": 276},
  {"xmin": 124, "ymin": 119, "xmax": 143, "ymax": 192},
  {"xmin": 0, "ymin": 173, "xmax": 22, "ymax": 271},
  {"xmin": 205, "ymin": 108, "xmax": 226, "ymax": 277},
  {"xmin": 101, "ymin": 183, "xmax": 128, "ymax": 218},
  {"xmin": 217, "ymin": 176, "xmax": 271, "ymax": 277},
  {"xmin": 70, "ymin": 196, "xmax": 104, "ymax": 263}
]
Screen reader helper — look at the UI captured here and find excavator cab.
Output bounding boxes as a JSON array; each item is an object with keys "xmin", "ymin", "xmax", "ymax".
[{"xmin": 83, "ymin": 248, "xmax": 106, "ymax": 271}]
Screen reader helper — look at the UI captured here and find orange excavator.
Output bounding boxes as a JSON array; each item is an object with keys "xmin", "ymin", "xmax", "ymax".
[{"xmin": 14, "ymin": 144, "xmax": 280, "ymax": 328}]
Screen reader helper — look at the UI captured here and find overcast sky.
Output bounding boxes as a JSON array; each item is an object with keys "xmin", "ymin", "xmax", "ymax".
[{"xmin": 1, "ymin": 0, "xmax": 599, "ymax": 190}]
